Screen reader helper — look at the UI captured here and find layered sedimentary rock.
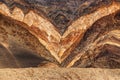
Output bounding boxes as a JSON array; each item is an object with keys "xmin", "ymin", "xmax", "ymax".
[{"xmin": 0, "ymin": 0, "xmax": 119, "ymax": 68}]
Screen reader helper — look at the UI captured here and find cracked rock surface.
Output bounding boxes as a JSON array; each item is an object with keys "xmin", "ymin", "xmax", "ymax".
[{"xmin": 0, "ymin": 0, "xmax": 119, "ymax": 68}]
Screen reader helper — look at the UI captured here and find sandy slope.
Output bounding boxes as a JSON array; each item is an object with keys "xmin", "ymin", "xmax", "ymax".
[{"xmin": 0, "ymin": 68, "xmax": 119, "ymax": 80}]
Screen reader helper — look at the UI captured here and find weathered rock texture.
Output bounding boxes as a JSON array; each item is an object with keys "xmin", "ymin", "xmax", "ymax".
[
  {"xmin": 0, "ymin": 68, "xmax": 119, "ymax": 80},
  {"xmin": 0, "ymin": 0, "xmax": 120, "ymax": 68}
]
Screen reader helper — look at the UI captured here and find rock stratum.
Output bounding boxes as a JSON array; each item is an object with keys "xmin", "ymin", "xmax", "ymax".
[{"xmin": 0, "ymin": 0, "xmax": 119, "ymax": 68}]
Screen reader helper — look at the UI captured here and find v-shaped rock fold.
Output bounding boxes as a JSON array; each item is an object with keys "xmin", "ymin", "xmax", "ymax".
[{"xmin": 0, "ymin": 1, "xmax": 120, "ymax": 64}]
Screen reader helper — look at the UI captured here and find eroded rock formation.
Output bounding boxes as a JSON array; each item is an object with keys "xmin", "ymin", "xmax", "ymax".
[{"xmin": 0, "ymin": 0, "xmax": 119, "ymax": 68}]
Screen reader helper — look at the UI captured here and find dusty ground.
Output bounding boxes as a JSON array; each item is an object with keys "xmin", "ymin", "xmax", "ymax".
[{"xmin": 0, "ymin": 68, "xmax": 119, "ymax": 80}]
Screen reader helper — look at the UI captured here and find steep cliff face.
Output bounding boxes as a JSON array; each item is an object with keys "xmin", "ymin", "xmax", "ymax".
[{"xmin": 0, "ymin": 0, "xmax": 119, "ymax": 68}]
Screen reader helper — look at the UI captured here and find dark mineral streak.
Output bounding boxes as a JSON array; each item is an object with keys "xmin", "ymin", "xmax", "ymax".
[{"xmin": 0, "ymin": 0, "xmax": 112, "ymax": 35}]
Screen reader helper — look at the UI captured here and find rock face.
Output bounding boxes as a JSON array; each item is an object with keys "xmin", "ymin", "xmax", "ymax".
[{"xmin": 0, "ymin": 0, "xmax": 119, "ymax": 68}]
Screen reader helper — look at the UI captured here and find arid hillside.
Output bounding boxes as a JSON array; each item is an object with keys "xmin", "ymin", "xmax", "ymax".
[{"xmin": 0, "ymin": 0, "xmax": 119, "ymax": 80}]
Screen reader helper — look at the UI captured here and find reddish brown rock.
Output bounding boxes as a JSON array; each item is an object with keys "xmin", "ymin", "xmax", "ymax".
[{"xmin": 0, "ymin": 0, "xmax": 119, "ymax": 68}]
